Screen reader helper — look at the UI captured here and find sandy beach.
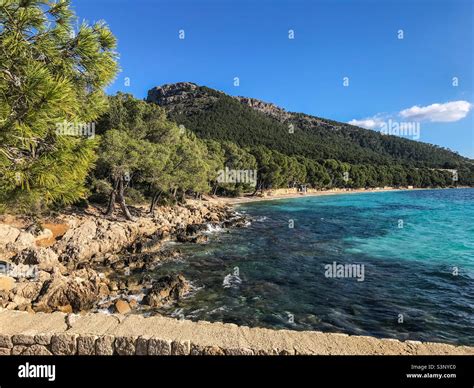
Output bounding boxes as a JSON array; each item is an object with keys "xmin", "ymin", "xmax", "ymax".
[{"xmin": 217, "ymin": 186, "xmax": 429, "ymax": 205}]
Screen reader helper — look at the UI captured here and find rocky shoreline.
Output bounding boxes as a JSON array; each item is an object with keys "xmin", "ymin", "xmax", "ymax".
[
  {"xmin": 1, "ymin": 199, "xmax": 472, "ymax": 355},
  {"xmin": 0, "ymin": 202, "xmax": 247, "ymax": 315}
]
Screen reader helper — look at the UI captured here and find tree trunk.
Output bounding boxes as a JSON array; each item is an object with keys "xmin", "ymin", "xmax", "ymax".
[
  {"xmin": 251, "ymin": 182, "xmax": 262, "ymax": 196},
  {"xmin": 149, "ymin": 190, "xmax": 162, "ymax": 216},
  {"xmin": 178, "ymin": 190, "xmax": 186, "ymax": 204},
  {"xmin": 117, "ymin": 178, "xmax": 134, "ymax": 221},
  {"xmin": 105, "ymin": 178, "xmax": 119, "ymax": 215}
]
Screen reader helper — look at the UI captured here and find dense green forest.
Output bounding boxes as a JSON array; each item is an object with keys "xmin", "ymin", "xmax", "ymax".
[
  {"xmin": 1, "ymin": 1, "xmax": 472, "ymax": 219},
  {"xmin": 85, "ymin": 92, "xmax": 472, "ymax": 220},
  {"xmin": 148, "ymin": 83, "xmax": 474, "ymax": 185}
]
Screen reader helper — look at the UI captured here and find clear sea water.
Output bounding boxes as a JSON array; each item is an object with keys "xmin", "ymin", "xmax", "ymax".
[{"xmin": 153, "ymin": 188, "xmax": 474, "ymax": 345}]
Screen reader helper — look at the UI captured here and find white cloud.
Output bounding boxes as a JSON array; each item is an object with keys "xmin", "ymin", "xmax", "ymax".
[
  {"xmin": 399, "ymin": 101, "xmax": 472, "ymax": 122},
  {"xmin": 348, "ymin": 116, "xmax": 386, "ymax": 130},
  {"xmin": 348, "ymin": 100, "xmax": 472, "ymax": 130}
]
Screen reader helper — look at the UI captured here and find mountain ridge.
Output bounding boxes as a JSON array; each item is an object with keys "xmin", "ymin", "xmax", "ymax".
[{"xmin": 146, "ymin": 83, "xmax": 473, "ymax": 181}]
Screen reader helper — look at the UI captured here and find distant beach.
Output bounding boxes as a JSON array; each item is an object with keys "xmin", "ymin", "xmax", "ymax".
[{"xmin": 217, "ymin": 186, "xmax": 459, "ymax": 205}]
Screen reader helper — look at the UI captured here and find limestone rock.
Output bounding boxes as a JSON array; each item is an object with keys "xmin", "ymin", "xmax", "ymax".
[
  {"xmin": 13, "ymin": 247, "xmax": 61, "ymax": 272},
  {"xmin": 12, "ymin": 334, "xmax": 35, "ymax": 345},
  {"xmin": 77, "ymin": 336, "xmax": 97, "ymax": 355},
  {"xmin": 51, "ymin": 334, "xmax": 77, "ymax": 355},
  {"xmin": 0, "ymin": 276, "xmax": 14, "ymax": 292},
  {"xmin": 148, "ymin": 338, "xmax": 171, "ymax": 355},
  {"xmin": 171, "ymin": 340, "xmax": 190, "ymax": 355},
  {"xmin": 95, "ymin": 336, "xmax": 114, "ymax": 355},
  {"xmin": 115, "ymin": 337, "xmax": 136, "ymax": 355},
  {"xmin": 11, "ymin": 345, "xmax": 27, "ymax": 355},
  {"xmin": 143, "ymin": 274, "xmax": 190, "ymax": 307},
  {"xmin": 114, "ymin": 299, "xmax": 131, "ymax": 314},
  {"xmin": 22, "ymin": 344, "xmax": 52, "ymax": 355},
  {"xmin": 0, "ymin": 225, "xmax": 21, "ymax": 251},
  {"xmin": 13, "ymin": 279, "xmax": 44, "ymax": 301},
  {"xmin": 135, "ymin": 337, "xmax": 149, "ymax": 355},
  {"xmin": 33, "ymin": 268, "xmax": 108, "ymax": 313},
  {"xmin": 0, "ymin": 334, "xmax": 13, "ymax": 348},
  {"xmin": 10, "ymin": 232, "xmax": 36, "ymax": 252},
  {"xmin": 34, "ymin": 334, "xmax": 52, "ymax": 345}
]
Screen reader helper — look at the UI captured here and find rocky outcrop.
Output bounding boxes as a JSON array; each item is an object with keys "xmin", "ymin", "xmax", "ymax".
[
  {"xmin": 236, "ymin": 97, "xmax": 292, "ymax": 122},
  {"xmin": 147, "ymin": 82, "xmax": 199, "ymax": 105},
  {"xmin": 0, "ymin": 224, "xmax": 21, "ymax": 251},
  {"xmin": 33, "ymin": 268, "xmax": 110, "ymax": 313},
  {"xmin": 143, "ymin": 274, "xmax": 190, "ymax": 307},
  {"xmin": 54, "ymin": 217, "xmax": 158, "ymax": 267},
  {"xmin": 176, "ymin": 223, "xmax": 209, "ymax": 243},
  {"xmin": 147, "ymin": 82, "xmax": 220, "ymax": 115},
  {"xmin": 55, "ymin": 202, "xmax": 236, "ymax": 266},
  {"xmin": 13, "ymin": 247, "xmax": 63, "ymax": 272},
  {"xmin": 0, "ymin": 201, "xmax": 244, "ymax": 314}
]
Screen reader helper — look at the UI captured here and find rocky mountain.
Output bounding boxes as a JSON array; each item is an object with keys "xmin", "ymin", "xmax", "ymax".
[{"xmin": 146, "ymin": 82, "xmax": 473, "ymax": 172}]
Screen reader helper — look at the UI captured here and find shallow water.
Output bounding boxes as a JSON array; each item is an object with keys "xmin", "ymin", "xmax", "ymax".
[{"xmin": 151, "ymin": 188, "xmax": 474, "ymax": 345}]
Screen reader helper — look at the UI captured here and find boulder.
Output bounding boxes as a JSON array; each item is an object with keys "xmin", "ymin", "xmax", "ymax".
[
  {"xmin": 12, "ymin": 279, "xmax": 43, "ymax": 300},
  {"xmin": 143, "ymin": 274, "xmax": 190, "ymax": 307},
  {"xmin": 10, "ymin": 232, "xmax": 36, "ymax": 251},
  {"xmin": 0, "ymin": 225, "xmax": 21, "ymax": 250},
  {"xmin": 13, "ymin": 247, "xmax": 62, "ymax": 273},
  {"xmin": 33, "ymin": 268, "xmax": 109, "ymax": 313},
  {"xmin": 0, "ymin": 276, "xmax": 15, "ymax": 292},
  {"xmin": 114, "ymin": 299, "xmax": 131, "ymax": 314},
  {"xmin": 34, "ymin": 228, "xmax": 53, "ymax": 242},
  {"xmin": 176, "ymin": 228, "xmax": 208, "ymax": 244}
]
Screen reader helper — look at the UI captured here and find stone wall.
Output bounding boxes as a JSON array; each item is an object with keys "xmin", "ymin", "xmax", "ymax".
[{"xmin": 0, "ymin": 310, "xmax": 472, "ymax": 356}]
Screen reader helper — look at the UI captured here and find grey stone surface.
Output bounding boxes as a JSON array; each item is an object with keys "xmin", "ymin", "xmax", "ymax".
[
  {"xmin": 11, "ymin": 345, "xmax": 27, "ymax": 355},
  {"xmin": 0, "ymin": 334, "xmax": 13, "ymax": 348},
  {"xmin": 77, "ymin": 335, "xmax": 97, "ymax": 355},
  {"xmin": 34, "ymin": 334, "xmax": 52, "ymax": 345},
  {"xmin": 135, "ymin": 337, "xmax": 149, "ymax": 356},
  {"xmin": 95, "ymin": 335, "xmax": 114, "ymax": 356},
  {"xmin": 114, "ymin": 336, "xmax": 136, "ymax": 355},
  {"xmin": 22, "ymin": 344, "xmax": 52, "ymax": 355},
  {"xmin": 171, "ymin": 340, "xmax": 190, "ymax": 355},
  {"xmin": 51, "ymin": 334, "xmax": 77, "ymax": 355},
  {"xmin": 12, "ymin": 334, "xmax": 35, "ymax": 345},
  {"xmin": 148, "ymin": 338, "xmax": 171, "ymax": 355}
]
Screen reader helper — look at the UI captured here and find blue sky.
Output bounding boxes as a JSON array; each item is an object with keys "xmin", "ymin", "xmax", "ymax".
[{"xmin": 74, "ymin": 0, "xmax": 473, "ymax": 158}]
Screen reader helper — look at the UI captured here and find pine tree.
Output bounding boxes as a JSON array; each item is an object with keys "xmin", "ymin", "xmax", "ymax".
[
  {"xmin": 0, "ymin": 0, "xmax": 118, "ymax": 213},
  {"xmin": 94, "ymin": 94, "xmax": 182, "ymax": 219}
]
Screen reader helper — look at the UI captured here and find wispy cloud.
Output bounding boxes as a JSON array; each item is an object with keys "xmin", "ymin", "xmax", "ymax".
[
  {"xmin": 399, "ymin": 101, "xmax": 472, "ymax": 122},
  {"xmin": 349, "ymin": 100, "xmax": 472, "ymax": 130}
]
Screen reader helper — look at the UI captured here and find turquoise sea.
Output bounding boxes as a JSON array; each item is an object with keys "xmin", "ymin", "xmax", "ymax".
[{"xmin": 154, "ymin": 188, "xmax": 474, "ymax": 345}]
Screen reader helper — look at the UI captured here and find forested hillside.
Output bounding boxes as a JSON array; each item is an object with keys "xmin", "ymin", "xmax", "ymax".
[{"xmin": 147, "ymin": 82, "xmax": 474, "ymax": 186}]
